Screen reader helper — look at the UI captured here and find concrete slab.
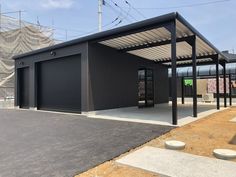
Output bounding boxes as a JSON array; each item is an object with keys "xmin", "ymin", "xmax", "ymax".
[
  {"xmin": 177, "ymin": 97, "xmax": 236, "ymax": 106},
  {"xmin": 88, "ymin": 104, "xmax": 221, "ymax": 126},
  {"xmin": 117, "ymin": 146, "xmax": 236, "ymax": 177}
]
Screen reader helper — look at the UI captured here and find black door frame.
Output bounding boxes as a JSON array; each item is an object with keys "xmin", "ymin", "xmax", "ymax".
[{"xmin": 138, "ymin": 67, "xmax": 155, "ymax": 108}]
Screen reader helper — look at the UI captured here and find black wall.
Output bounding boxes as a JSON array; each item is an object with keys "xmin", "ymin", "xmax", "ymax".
[
  {"xmin": 15, "ymin": 41, "xmax": 169, "ymax": 113},
  {"xmin": 88, "ymin": 43, "xmax": 169, "ymax": 111},
  {"xmin": 14, "ymin": 43, "xmax": 88, "ymax": 111},
  {"xmin": 169, "ymin": 77, "xmax": 183, "ymax": 98}
]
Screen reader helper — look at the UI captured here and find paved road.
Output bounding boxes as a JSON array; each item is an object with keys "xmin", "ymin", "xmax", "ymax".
[{"xmin": 0, "ymin": 109, "xmax": 173, "ymax": 177}]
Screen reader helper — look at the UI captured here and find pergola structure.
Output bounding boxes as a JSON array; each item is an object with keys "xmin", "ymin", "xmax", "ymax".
[
  {"xmin": 14, "ymin": 12, "xmax": 228, "ymax": 125},
  {"xmin": 94, "ymin": 12, "xmax": 228, "ymax": 125},
  {"xmin": 170, "ymin": 52, "xmax": 236, "ymax": 108},
  {"xmin": 175, "ymin": 67, "xmax": 233, "ymax": 108}
]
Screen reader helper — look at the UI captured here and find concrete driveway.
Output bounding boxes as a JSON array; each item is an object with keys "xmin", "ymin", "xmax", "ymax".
[{"xmin": 0, "ymin": 109, "xmax": 173, "ymax": 177}]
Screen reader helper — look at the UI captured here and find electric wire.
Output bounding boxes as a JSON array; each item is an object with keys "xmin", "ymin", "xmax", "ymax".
[
  {"xmin": 104, "ymin": 0, "xmax": 132, "ymax": 23},
  {"xmin": 107, "ymin": 0, "xmax": 137, "ymax": 22},
  {"xmin": 112, "ymin": 1, "xmax": 132, "ymax": 27},
  {"xmin": 124, "ymin": 0, "xmax": 146, "ymax": 19},
  {"xmin": 135, "ymin": 0, "xmax": 231, "ymax": 10}
]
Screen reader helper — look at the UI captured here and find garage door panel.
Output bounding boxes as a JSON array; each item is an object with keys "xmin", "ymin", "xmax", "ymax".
[{"xmin": 37, "ymin": 55, "xmax": 81, "ymax": 113}]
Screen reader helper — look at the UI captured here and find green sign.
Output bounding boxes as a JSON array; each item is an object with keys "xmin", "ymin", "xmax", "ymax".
[{"xmin": 184, "ymin": 79, "xmax": 193, "ymax": 86}]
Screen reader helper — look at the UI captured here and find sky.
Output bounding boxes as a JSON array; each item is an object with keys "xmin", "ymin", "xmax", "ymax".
[{"xmin": 0, "ymin": 0, "xmax": 236, "ymax": 52}]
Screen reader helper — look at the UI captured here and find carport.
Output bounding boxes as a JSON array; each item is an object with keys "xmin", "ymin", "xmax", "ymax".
[
  {"xmin": 93, "ymin": 12, "xmax": 228, "ymax": 125},
  {"xmin": 14, "ymin": 12, "xmax": 228, "ymax": 125}
]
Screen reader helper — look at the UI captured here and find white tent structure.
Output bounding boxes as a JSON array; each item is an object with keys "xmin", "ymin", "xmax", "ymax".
[{"xmin": 0, "ymin": 14, "xmax": 55, "ymax": 99}]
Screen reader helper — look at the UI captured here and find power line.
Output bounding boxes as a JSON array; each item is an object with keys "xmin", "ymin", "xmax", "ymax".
[
  {"xmin": 1, "ymin": 13, "xmax": 85, "ymax": 34},
  {"xmin": 104, "ymin": 0, "xmax": 132, "ymax": 23},
  {"xmin": 112, "ymin": 0, "xmax": 138, "ymax": 21},
  {"xmin": 124, "ymin": 0, "xmax": 146, "ymax": 19},
  {"xmin": 103, "ymin": 1, "xmax": 123, "ymax": 21},
  {"xmin": 101, "ymin": 16, "xmax": 120, "ymax": 28},
  {"xmin": 67, "ymin": 17, "xmax": 120, "ymax": 39},
  {"xmin": 0, "ymin": 13, "xmax": 88, "ymax": 42},
  {"xmin": 112, "ymin": 1, "xmax": 133, "ymax": 27},
  {"xmin": 106, "ymin": 0, "xmax": 137, "ymax": 22},
  {"xmin": 0, "ymin": 10, "xmax": 27, "ymax": 15},
  {"xmin": 134, "ymin": 0, "xmax": 231, "ymax": 10},
  {"xmin": 0, "ymin": 6, "xmax": 88, "ymax": 40}
]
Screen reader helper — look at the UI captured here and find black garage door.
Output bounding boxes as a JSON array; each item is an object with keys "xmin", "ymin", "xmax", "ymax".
[
  {"xmin": 19, "ymin": 67, "xmax": 30, "ymax": 108},
  {"xmin": 37, "ymin": 55, "xmax": 81, "ymax": 113}
]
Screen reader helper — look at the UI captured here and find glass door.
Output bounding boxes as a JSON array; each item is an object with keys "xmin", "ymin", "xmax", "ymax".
[
  {"xmin": 138, "ymin": 69, "xmax": 146, "ymax": 107},
  {"xmin": 146, "ymin": 69, "xmax": 154, "ymax": 107},
  {"xmin": 138, "ymin": 68, "xmax": 154, "ymax": 108}
]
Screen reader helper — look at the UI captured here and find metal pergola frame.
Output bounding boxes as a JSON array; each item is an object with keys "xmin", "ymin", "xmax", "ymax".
[
  {"xmin": 172, "ymin": 59, "xmax": 228, "ymax": 115},
  {"xmin": 180, "ymin": 72, "xmax": 231, "ymax": 108},
  {"xmin": 14, "ymin": 12, "xmax": 229, "ymax": 125},
  {"xmin": 94, "ymin": 13, "xmax": 228, "ymax": 125}
]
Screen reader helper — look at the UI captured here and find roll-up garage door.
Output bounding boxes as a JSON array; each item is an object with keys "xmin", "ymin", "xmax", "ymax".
[{"xmin": 37, "ymin": 55, "xmax": 81, "ymax": 113}]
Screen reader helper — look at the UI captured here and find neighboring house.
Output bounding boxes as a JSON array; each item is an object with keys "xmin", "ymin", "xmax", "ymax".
[{"xmin": 13, "ymin": 12, "xmax": 228, "ymax": 125}]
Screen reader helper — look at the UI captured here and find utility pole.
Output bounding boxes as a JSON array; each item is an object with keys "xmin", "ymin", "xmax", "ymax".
[{"xmin": 98, "ymin": 0, "xmax": 103, "ymax": 32}]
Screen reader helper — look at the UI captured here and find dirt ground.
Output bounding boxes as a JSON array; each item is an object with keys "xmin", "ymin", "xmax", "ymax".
[{"xmin": 76, "ymin": 107, "xmax": 236, "ymax": 177}]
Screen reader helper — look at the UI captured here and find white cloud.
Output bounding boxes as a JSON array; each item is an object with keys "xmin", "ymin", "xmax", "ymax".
[{"xmin": 41, "ymin": 0, "xmax": 74, "ymax": 9}]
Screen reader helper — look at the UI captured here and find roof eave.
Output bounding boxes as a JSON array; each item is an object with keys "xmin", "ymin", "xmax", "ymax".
[
  {"xmin": 13, "ymin": 12, "xmax": 177, "ymax": 60},
  {"xmin": 176, "ymin": 12, "xmax": 229, "ymax": 62}
]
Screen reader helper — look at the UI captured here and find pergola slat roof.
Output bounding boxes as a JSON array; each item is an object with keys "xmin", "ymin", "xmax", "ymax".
[{"xmin": 98, "ymin": 13, "xmax": 228, "ymax": 67}]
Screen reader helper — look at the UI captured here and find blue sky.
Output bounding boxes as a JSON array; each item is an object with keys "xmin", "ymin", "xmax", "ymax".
[{"xmin": 0, "ymin": 0, "xmax": 236, "ymax": 51}]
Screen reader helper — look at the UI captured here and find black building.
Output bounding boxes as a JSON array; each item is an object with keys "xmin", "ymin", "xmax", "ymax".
[{"xmin": 13, "ymin": 12, "xmax": 228, "ymax": 125}]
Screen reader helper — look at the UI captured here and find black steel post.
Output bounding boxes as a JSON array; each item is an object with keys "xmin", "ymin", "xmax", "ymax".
[
  {"xmin": 192, "ymin": 36, "xmax": 197, "ymax": 117},
  {"xmin": 170, "ymin": 21, "xmax": 177, "ymax": 125},
  {"xmin": 223, "ymin": 62, "xmax": 227, "ymax": 107},
  {"xmin": 216, "ymin": 55, "xmax": 220, "ymax": 110},
  {"xmin": 181, "ymin": 77, "xmax": 185, "ymax": 104},
  {"xmin": 229, "ymin": 74, "xmax": 232, "ymax": 106}
]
